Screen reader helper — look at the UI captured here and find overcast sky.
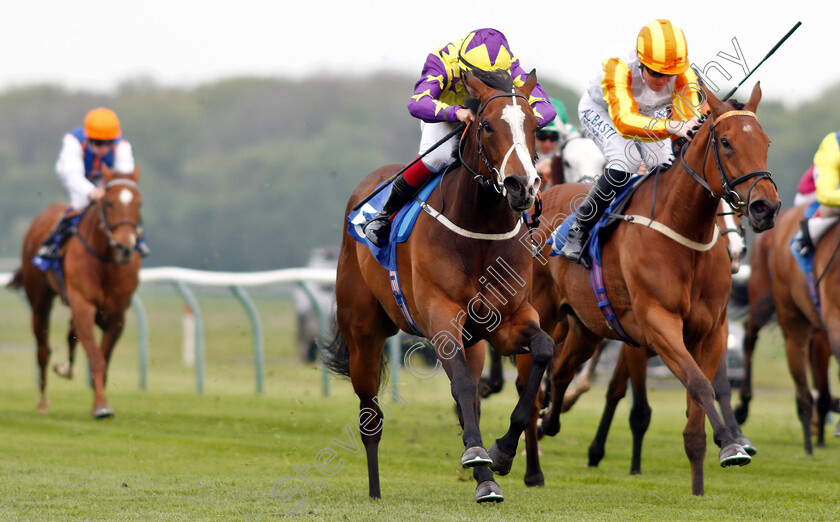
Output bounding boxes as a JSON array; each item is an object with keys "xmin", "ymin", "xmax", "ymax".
[{"xmin": 2, "ymin": 1, "xmax": 836, "ymax": 106}]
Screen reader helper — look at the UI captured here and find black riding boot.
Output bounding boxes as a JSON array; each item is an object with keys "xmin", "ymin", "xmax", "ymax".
[
  {"xmin": 36, "ymin": 212, "xmax": 76, "ymax": 259},
  {"xmin": 560, "ymin": 168, "xmax": 632, "ymax": 267},
  {"xmin": 795, "ymin": 217, "xmax": 815, "ymax": 256},
  {"xmin": 363, "ymin": 175, "xmax": 419, "ymax": 247}
]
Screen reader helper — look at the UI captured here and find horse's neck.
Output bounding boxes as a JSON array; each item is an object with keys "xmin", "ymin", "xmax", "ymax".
[
  {"xmin": 76, "ymin": 207, "xmax": 110, "ymax": 256},
  {"xmin": 655, "ymin": 134, "xmax": 721, "ymax": 243},
  {"xmin": 447, "ymin": 164, "xmax": 520, "ymax": 233}
]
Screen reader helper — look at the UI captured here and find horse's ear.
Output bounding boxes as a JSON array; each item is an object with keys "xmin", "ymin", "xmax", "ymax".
[
  {"xmin": 101, "ymin": 163, "xmax": 114, "ymax": 183},
  {"xmin": 464, "ymin": 69, "xmax": 492, "ymax": 99},
  {"xmin": 518, "ymin": 69, "xmax": 537, "ymax": 99},
  {"xmin": 702, "ymin": 82, "xmax": 727, "ymax": 117},
  {"xmin": 132, "ymin": 166, "xmax": 140, "ymax": 182},
  {"xmin": 745, "ymin": 82, "xmax": 762, "ymax": 112}
]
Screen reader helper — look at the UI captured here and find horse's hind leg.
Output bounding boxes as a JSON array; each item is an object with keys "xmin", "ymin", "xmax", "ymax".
[
  {"xmin": 53, "ymin": 320, "xmax": 77, "ymax": 379},
  {"xmin": 810, "ymin": 330, "xmax": 832, "ymax": 447},
  {"xmin": 479, "ymin": 347, "xmax": 504, "ymax": 398},
  {"xmin": 626, "ymin": 347, "xmax": 652, "ymax": 475},
  {"xmin": 29, "ymin": 291, "xmax": 55, "ymax": 413},
  {"xmin": 561, "ymin": 339, "xmax": 606, "ymax": 412},
  {"xmin": 587, "ymin": 344, "xmax": 631, "ymax": 468}
]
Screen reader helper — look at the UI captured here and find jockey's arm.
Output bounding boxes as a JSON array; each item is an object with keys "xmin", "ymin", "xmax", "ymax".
[
  {"xmin": 55, "ymin": 133, "xmax": 96, "ymax": 210},
  {"xmin": 601, "ymin": 58, "xmax": 699, "ymax": 141},
  {"xmin": 814, "ymin": 132, "xmax": 840, "ymax": 207},
  {"xmin": 407, "ymin": 52, "xmax": 462, "ymax": 123},
  {"xmin": 113, "ymin": 140, "xmax": 136, "ymax": 174}
]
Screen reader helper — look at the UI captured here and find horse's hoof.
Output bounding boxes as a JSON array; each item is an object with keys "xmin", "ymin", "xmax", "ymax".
[
  {"xmin": 53, "ymin": 361, "xmax": 73, "ymax": 379},
  {"xmin": 736, "ymin": 436, "xmax": 757, "ymax": 456},
  {"xmin": 719, "ymin": 442, "xmax": 751, "ymax": 467},
  {"xmin": 538, "ymin": 415, "xmax": 560, "ymax": 438},
  {"xmin": 524, "ymin": 472, "xmax": 544, "ymax": 487},
  {"xmin": 93, "ymin": 406, "xmax": 114, "ymax": 419},
  {"xmin": 475, "ymin": 480, "xmax": 504, "ymax": 503},
  {"xmin": 461, "ymin": 446, "xmax": 492, "ymax": 468},
  {"xmin": 488, "ymin": 442, "xmax": 515, "ymax": 475}
]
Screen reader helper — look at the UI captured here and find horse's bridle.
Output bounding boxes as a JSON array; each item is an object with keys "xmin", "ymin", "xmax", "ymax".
[
  {"xmin": 680, "ymin": 110, "xmax": 776, "ymax": 210},
  {"xmin": 87, "ymin": 178, "xmax": 142, "ymax": 260},
  {"xmin": 458, "ymin": 91, "xmax": 531, "ymax": 195}
]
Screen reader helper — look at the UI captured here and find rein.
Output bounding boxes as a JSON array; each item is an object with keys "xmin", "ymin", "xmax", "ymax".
[
  {"xmin": 76, "ymin": 179, "xmax": 142, "ymax": 262},
  {"xmin": 680, "ymin": 110, "xmax": 776, "ymax": 210},
  {"xmin": 458, "ymin": 91, "xmax": 530, "ymax": 195}
]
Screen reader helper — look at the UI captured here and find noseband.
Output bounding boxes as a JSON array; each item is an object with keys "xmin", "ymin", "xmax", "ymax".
[
  {"xmin": 458, "ymin": 91, "xmax": 531, "ymax": 195},
  {"xmin": 680, "ymin": 110, "xmax": 776, "ymax": 210}
]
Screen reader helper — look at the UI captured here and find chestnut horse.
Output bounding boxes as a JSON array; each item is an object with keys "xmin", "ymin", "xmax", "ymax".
[
  {"xmin": 8, "ymin": 165, "xmax": 143, "ymax": 418},
  {"xmin": 323, "ymin": 69, "xmax": 554, "ymax": 503},
  {"xmin": 749, "ymin": 204, "xmax": 840, "ymax": 453},
  {"xmin": 735, "ymin": 215, "xmax": 840, "ymax": 446},
  {"xmin": 519, "ymin": 83, "xmax": 780, "ymax": 495},
  {"xmin": 552, "ymin": 206, "xmax": 754, "ymax": 476}
]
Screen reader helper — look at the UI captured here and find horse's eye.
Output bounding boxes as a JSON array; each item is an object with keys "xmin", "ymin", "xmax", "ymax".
[
  {"xmin": 564, "ymin": 160, "xmax": 571, "ymax": 168},
  {"xmin": 720, "ymin": 137, "xmax": 731, "ymax": 149},
  {"xmin": 481, "ymin": 122, "xmax": 493, "ymax": 133},
  {"xmin": 104, "ymin": 201, "xmax": 113, "ymax": 209}
]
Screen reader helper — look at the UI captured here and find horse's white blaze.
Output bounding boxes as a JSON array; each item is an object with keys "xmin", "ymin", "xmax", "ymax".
[
  {"xmin": 742, "ymin": 124, "xmax": 753, "ymax": 133},
  {"xmin": 724, "ymin": 212, "xmax": 745, "ymax": 259},
  {"xmin": 119, "ymin": 188, "xmax": 134, "ymax": 205},
  {"xmin": 501, "ymin": 101, "xmax": 540, "ymax": 187}
]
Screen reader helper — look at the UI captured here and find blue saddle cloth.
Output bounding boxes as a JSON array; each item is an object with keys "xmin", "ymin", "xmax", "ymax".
[
  {"xmin": 790, "ymin": 201, "xmax": 821, "ymax": 316},
  {"xmin": 347, "ymin": 173, "xmax": 443, "ymax": 271},
  {"xmin": 546, "ymin": 177, "xmax": 642, "ymax": 346},
  {"xmin": 31, "ymin": 212, "xmax": 85, "ymax": 273}
]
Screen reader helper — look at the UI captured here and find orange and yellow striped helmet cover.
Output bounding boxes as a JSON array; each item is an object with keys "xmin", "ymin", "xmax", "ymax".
[{"xmin": 636, "ymin": 19, "xmax": 689, "ymax": 75}]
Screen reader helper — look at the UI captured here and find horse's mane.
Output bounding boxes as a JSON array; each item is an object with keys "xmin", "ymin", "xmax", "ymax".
[
  {"xmin": 726, "ymin": 99, "xmax": 745, "ymax": 110},
  {"xmin": 470, "ymin": 68, "xmax": 514, "ymax": 92}
]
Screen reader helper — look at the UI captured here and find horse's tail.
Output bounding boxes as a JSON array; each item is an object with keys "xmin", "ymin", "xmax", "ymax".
[
  {"xmin": 321, "ymin": 330, "xmax": 352, "ymax": 378},
  {"xmin": 320, "ymin": 329, "xmax": 389, "ymax": 385},
  {"xmin": 5, "ymin": 268, "xmax": 23, "ymax": 290}
]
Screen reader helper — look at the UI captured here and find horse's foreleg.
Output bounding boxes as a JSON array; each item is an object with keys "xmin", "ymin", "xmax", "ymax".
[
  {"xmin": 98, "ymin": 312, "xmax": 127, "ymax": 387},
  {"xmin": 488, "ymin": 323, "xmax": 553, "ymax": 477},
  {"xmin": 68, "ymin": 298, "xmax": 111, "ymax": 418},
  {"xmin": 644, "ymin": 311, "xmax": 748, "ymax": 468},
  {"xmin": 587, "ymin": 344, "xmax": 630, "ymax": 468},
  {"xmin": 626, "ymin": 346, "xmax": 651, "ymax": 475},
  {"xmin": 713, "ymin": 336, "xmax": 757, "ymax": 456},
  {"xmin": 779, "ymin": 315, "xmax": 814, "ymax": 454},
  {"xmin": 516, "ymin": 353, "xmax": 544, "ymax": 487},
  {"xmin": 479, "ymin": 347, "xmax": 504, "ymax": 398}
]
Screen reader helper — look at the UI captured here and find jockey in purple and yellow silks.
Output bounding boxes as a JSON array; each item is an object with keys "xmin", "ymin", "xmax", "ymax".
[
  {"xmin": 793, "ymin": 131, "xmax": 840, "ymax": 255},
  {"xmin": 362, "ymin": 28, "xmax": 556, "ymax": 247},
  {"xmin": 560, "ymin": 19, "xmax": 703, "ymax": 265},
  {"xmin": 35, "ymin": 108, "xmax": 149, "ymax": 262}
]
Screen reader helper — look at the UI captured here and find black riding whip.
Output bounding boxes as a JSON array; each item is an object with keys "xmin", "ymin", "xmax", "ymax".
[
  {"xmin": 351, "ymin": 122, "xmax": 467, "ymax": 212},
  {"xmin": 720, "ymin": 21, "xmax": 802, "ymax": 102}
]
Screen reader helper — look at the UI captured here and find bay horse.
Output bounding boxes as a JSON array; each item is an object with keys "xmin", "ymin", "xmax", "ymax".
[
  {"xmin": 8, "ymin": 165, "xmax": 143, "ymax": 418},
  {"xmin": 735, "ymin": 215, "xmax": 840, "ymax": 446},
  {"xmin": 751, "ymin": 204, "xmax": 840, "ymax": 453},
  {"xmin": 518, "ymin": 83, "xmax": 780, "ymax": 495},
  {"xmin": 323, "ymin": 69, "xmax": 554, "ymax": 503}
]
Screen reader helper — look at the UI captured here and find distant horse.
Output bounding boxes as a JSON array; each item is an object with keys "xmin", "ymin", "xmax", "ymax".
[
  {"xmin": 749, "ymin": 204, "xmax": 840, "ymax": 453},
  {"xmin": 734, "ymin": 218, "xmax": 840, "ymax": 444},
  {"xmin": 8, "ymin": 165, "xmax": 143, "ymax": 418},
  {"xmin": 547, "ymin": 125, "xmax": 606, "ymax": 186},
  {"xmin": 520, "ymin": 83, "xmax": 780, "ymax": 495},
  {"xmin": 323, "ymin": 69, "xmax": 554, "ymax": 503}
]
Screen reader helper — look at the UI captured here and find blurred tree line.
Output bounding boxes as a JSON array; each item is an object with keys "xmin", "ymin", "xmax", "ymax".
[{"xmin": 0, "ymin": 74, "xmax": 834, "ymax": 270}]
